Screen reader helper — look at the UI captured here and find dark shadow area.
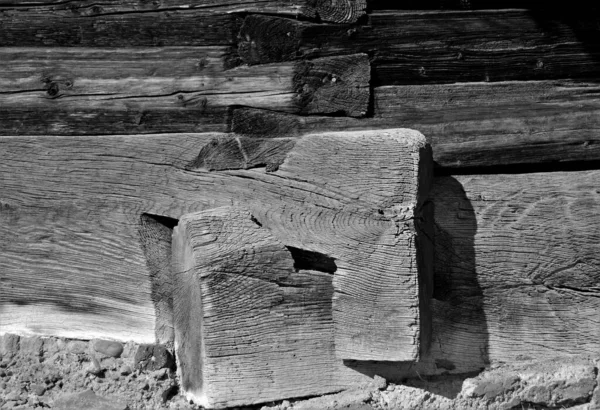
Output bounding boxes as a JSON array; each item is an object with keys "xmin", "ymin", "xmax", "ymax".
[
  {"xmin": 526, "ymin": 3, "xmax": 600, "ymax": 83},
  {"xmin": 138, "ymin": 213, "xmax": 179, "ymax": 344},
  {"xmin": 342, "ymin": 177, "xmax": 488, "ymax": 399},
  {"xmin": 285, "ymin": 246, "xmax": 337, "ymax": 274},
  {"xmin": 369, "ymin": 0, "xmax": 600, "ymax": 11}
]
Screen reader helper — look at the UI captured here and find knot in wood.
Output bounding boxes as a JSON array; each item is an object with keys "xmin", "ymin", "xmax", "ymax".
[{"xmin": 46, "ymin": 82, "xmax": 59, "ymax": 98}]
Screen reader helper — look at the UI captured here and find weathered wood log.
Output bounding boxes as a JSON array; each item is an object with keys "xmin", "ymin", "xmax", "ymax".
[
  {"xmin": 236, "ymin": 10, "xmax": 600, "ymax": 85},
  {"xmin": 0, "ymin": 49, "xmax": 369, "ymax": 135},
  {"xmin": 173, "ymin": 207, "xmax": 339, "ymax": 408},
  {"xmin": 0, "ymin": 130, "xmax": 430, "ymax": 365},
  {"xmin": 0, "ymin": 6, "xmax": 241, "ymax": 47},
  {"xmin": 0, "ymin": 0, "xmax": 364, "ymax": 45},
  {"xmin": 230, "ymin": 80, "xmax": 600, "ymax": 169}
]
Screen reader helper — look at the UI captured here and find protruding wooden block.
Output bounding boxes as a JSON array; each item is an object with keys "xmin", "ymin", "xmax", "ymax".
[
  {"xmin": 329, "ymin": 131, "xmax": 434, "ymax": 361},
  {"xmin": 172, "ymin": 207, "xmax": 339, "ymax": 409}
]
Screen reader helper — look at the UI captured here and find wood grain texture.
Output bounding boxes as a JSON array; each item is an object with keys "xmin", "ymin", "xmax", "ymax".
[
  {"xmin": 0, "ymin": 49, "xmax": 369, "ymax": 135},
  {"xmin": 235, "ymin": 11, "xmax": 600, "ymax": 85},
  {"xmin": 231, "ymin": 80, "xmax": 600, "ymax": 168},
  {"xmin": 0, "ymin": 129, "xmax": 428, "ymax": 360},
  {"xmin": 0, "ymin": 0, "xmax": 365, "ymax": 41},
  {"xmin": 332, "ymin": 133, "xmax": 433, "ymax": 361},
  {"xmin": 173, "ymin": 207, "xmax": 340, "ymax": 408},
  {"xmin": 0, "ymin": 5, "xmax": 241, "ymax": 47},
  {"xmin": 138, "ymin": 214, "xmax": 178, "ymax": 344}
]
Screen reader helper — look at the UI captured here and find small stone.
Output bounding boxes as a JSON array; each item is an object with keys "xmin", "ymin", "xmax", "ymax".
[
  {"xmin": 93, "ymin": 340, "xmax": 124, "ymax": 358},
  {"xmin": 5, "ymin": 391, "xmax": 19, "ymax": 401},
  {"xmin": 0, "ymin": 334, "xmax": 20, "ymax": 358},
  {"xmin": 150, "ymin": 368, "xmax": 168, "ymax": 380},
  {"xmin": 66, "ymin": 341, "xmax": 88, "ymax": 355},
  {"xmin": 118, "ymin": 365, "xmax": 132, "ymax": 376},
  {"xmin": 86, "ymin": 357, "xmax": 103, "ymax": 375},
  {"xmin": 19, "ymin": 336, "xmax": 44, "ymax": 357},
  {"xmin": 32, "ymin": 383, "xmax": 47, "ymax": 396},
  {"xmin": 372, "ymin": 375, "xmax": 387, "ymax": 390},
  {"xmin": 134, "ymin": 344, "xmax": 174, "ymax": 371}
]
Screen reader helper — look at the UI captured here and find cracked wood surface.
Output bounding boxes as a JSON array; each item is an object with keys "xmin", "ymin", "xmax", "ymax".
[
  {"xmin": 231, "ymin": 80, "xmax": 600, "ymax": 169},
  {"xmin": 173, "ymin": 207, "xmax": 341, "ymax": 408},
  {"xmin": 0, "ymin": 130, "xmax": 428, "ymax": 365},
  {"xmin": 0, "ymin": 48, "xmax": 369, "ymax": 135}
]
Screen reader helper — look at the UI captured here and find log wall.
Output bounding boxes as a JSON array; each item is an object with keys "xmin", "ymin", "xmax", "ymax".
[{"xmin": 1, "ymin": 0, "xmax": 599, "ymax": 406}]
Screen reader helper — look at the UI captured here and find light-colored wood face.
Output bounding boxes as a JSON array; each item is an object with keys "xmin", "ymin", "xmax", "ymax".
[{"xmin": 0, "ymin": 130, "xmax": 431, "ymax": 366}]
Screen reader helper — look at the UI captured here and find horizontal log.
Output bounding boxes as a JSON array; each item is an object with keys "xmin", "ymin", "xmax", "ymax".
[
  {"xmin": 230, "ymin": 79, "xmax": 600, "ymax": 168},
  {"xmin": 0, "ymin": 0, "xmax": 364, "ymax": 47},
  {"xmin": 0, "ymin": 6, "xmax": 241, "ymax": 47},
  {"xmin": 0, "ymin": 48, "xmax": 369, "ymax": 135},
  {"xmin": 237, "ymin": 10, "xmax": 600, "ymax": 84}
]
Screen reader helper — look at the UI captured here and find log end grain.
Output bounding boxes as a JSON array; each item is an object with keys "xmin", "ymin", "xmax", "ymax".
[{"xmin": 293, "ymin": 54, "xmax": 370, "ymax": 117}]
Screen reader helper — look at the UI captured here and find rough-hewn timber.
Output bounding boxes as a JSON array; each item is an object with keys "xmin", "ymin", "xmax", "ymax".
[
  {"xmin": 0, "ymin": 49, "xmax": 369, "ymax": 135},
  {"xmin": 236, "ymin": 11, "xmax": 600, "ymax": 85},
  {"xmin": 0, "ymin": 130, "xmax": 429, "ymax": 364},
  {"xmin": 173, "ymin": 207, "xmax": 339, "ymax": 408},
  {"xmin": 231, "ymin": 80, "xmax": 600, "ymax": 168}
]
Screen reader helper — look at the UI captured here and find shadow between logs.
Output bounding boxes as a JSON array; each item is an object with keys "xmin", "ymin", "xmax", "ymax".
[{"xmin": 343, "ymin": 177, "xmax": 489, "ymax": 399}]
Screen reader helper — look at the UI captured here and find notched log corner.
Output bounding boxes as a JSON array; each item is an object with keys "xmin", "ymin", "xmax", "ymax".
[
  {"xmin": 293, "ymin": 54, "xmax": 370, "ymax": 117},
  {"xmin": 138, "ymin": 213, "xmax": 179, "ymax": 345},
  {"xmin": 185, "ymin": 136, "xmax": 296, "ymax": 172}
]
